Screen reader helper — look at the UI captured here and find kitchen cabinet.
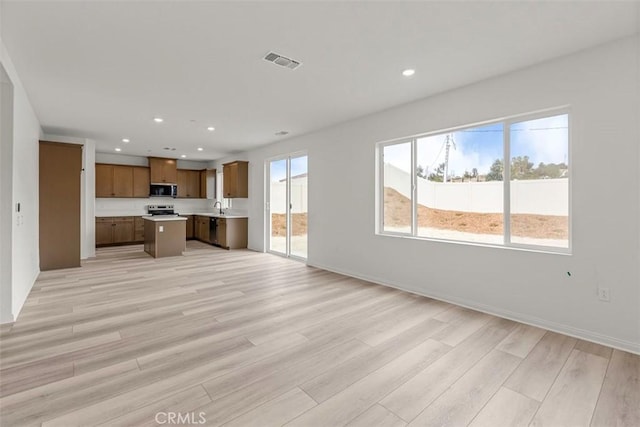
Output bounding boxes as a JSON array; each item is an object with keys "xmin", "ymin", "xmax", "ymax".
[
  {"xmin": 96, "ymin": 164, "xmax": 150, "ymax": 198},
  {"xmin": 222, "ymin": 161, "xmax": 248, "ymax": 198},
  {"xmin": 134, "ymin": 216, "xmax": 145, "ymax": 241},
  {"xmin": 95, "ymin": 164, "xmax": 114, "ymax": 198},
  {"xmin": 95, "ymin": 218, "xmax": 114, "ymax": 245},
  {"xmin": 149, "ymin": 157, "xmax": 177, "ymax": 183},
  {"xmin": 177, "ymin": 169, "xmax": 201, "ymax": 198},
  {"xmin": 195, "ymin": 216, "xmax": 210, "ymax": 243},
  {"xmin": 96, "ymin": 164, "xmax": 134, "ymax": 197},
  {"xmin": 214, "ymin": 217, "xmax": 248, "ymax": 249},
  {"xmin": 95, "ymin": 217, "xmax": 135, "ymax": 246},
  {"xmin": 132, "ymin": 167, "xmax": 150, "ymax": 198},
  {"xmin": 185, "ymin": 215, "xmax": 195, "ymax": 239}
]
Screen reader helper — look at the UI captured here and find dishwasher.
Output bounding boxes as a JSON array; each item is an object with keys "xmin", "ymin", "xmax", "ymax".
[{"xmin": 209, "ymin": 217, "xmax": 219, "ymax": 246}]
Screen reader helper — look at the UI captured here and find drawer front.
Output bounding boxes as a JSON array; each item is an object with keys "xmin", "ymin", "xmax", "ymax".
[
  {"xmin": 96, "ymin": 217, "xmax": 113, "ymax": 223},
  {"xmin": 113, "ymin": 216, "xmax": 134, "ymax": 222},
  {"xmin": 218, "ymin": 218, "xmax": 226, "ymax": 225}
]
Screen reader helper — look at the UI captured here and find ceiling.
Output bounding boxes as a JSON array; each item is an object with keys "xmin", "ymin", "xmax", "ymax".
[{"xmin": 1, "ymin": 1, "xmax": 638, "ymax": 160}]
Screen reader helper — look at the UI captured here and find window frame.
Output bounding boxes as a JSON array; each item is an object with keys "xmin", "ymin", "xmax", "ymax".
[{"xmin": 377, "ymin": 107, "xmax": 571, "ymax": 254}]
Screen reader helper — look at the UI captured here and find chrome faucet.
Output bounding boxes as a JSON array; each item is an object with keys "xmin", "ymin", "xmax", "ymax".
[{"xmin": 213, "ymin": 201, "xmax": 223, "ymax": 215}]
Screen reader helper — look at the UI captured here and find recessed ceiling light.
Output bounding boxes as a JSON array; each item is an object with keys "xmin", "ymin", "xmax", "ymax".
[
  {"xmin": 153, "ymin": 117, "xmax": 164, "ymax": 123},
  {"xmin": 122, "ymin": 138, "xmax": 130, "ymax": 143},
  {"xmin": 115, "ymin": 148, "xmax": 122, "ymax": 152},
  {"xmin": 207, "ymin": 126, "xmax": 215, "ymax": 131},
  {"xmin": 197, "ymin": 147, "xmax": 204, "ymax": 151},
  {"xmin": 402, "ymin": 69, "xmax": 415, "ymax": 77},
  {"xmin": 181, "ymin": 154, "xmax": 187, "ymax": 158}
]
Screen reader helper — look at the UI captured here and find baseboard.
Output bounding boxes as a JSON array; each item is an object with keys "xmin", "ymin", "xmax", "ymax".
[{"xmin": 307, "ymin": 261, "xmax": 640, "ymax": 355}]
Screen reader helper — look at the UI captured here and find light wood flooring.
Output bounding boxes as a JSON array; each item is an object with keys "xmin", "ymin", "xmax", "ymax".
[{"xmin": 0, "ymin": 241, "xmax": 638, "ymax": 426}]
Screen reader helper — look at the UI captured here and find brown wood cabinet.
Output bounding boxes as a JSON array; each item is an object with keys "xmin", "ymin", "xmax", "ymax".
[
  {"xmin": 96, "ymin": 163, "xmax": 150, "ymax": 198},
  {"xmin": 134, "ymin": 216, "xmax": 145, "ymax": 241},
  {"xmin": 185, "ymin": 215, "xmax": 195, "ymax": 239},
  {"xmin": 222, "ymin": 161, "xmax": 248, "ymax": 198},
  {"xmin": 149, "ymin": 157, "xmax": 177, "ymax": 183},
  {"xmin": 95, "ymin": 217, "xmax": 135, "ymax": 246},
  {"xmin": 96, "ymin": 164, "xmax": 134, "ymax": 197},
  {"xmin": 194, "ymin": 216, "xmax": 210, "ymax": 243},
  {"xmin": 132, "ymin": 167, "xmax": 150, "ymax": 198},
  {"xmin": 177, "ymin": 169, "xmax": 201, "ymax": 198},
  {"xmin": 95, "ymin": 218, "xmax": 114, "ymax": 246},
  {"xmin": 95, "ymin": 164, "xmax": 115, "ymax": 198},
  {"xmin": 214, "ymin": 217, "xmax": 248, "ymax": 249}
]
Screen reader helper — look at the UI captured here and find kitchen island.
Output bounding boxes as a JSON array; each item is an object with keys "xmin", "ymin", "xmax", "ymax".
[{"xmin": 143, "ymin": 216, "xmax": 187, "ymax": 258}]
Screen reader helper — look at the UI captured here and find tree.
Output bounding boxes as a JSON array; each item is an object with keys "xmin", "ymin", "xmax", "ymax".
[
  {"xmin": 510, "ymin": 156, "xmax": 534, "ymax": 179},
  {"xmin": 486, "ymin": 159, "xmax": 503, "ymax": 181},
  {"xmin": 471, "ymin": 168, "xmax": 478, "ymax": 178},
  {"xmin": 428, "ymin": 163, "xmax": 445, "ymax": 182},
  {"xmin": 463, "ymin": 170, "xmax": 472, "ymax": 182},
  {"xmin": 534, "ymin": 162, "xmax": 568, "ymax": 179},
  {"xmin": 416, "ymin": 164, "xmax": 427, "ymax": 179}
]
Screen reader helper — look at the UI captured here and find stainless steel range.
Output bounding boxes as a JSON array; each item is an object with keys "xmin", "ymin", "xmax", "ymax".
[{"xmin": 146, "ymin": 204, "xmax": 179, "ymax": 217}]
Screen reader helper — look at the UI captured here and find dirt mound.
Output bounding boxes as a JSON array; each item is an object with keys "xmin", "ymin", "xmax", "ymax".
[{"xmin": 384, "ymin": 187, "xmax": 567, "ymax": 239}]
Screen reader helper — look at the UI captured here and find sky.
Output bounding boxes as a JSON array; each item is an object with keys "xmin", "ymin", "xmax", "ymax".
[
  {"xmin": 270, "ymin": 155, "xmax": 308, "ymax": 182},
  {"xmin": 385, "ymin": 114, "xmax": 569, "ymax": 176}
]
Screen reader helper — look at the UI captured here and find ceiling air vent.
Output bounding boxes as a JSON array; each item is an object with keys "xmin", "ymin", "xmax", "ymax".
[{"xmin": 263, "ymin": 51, "xmax": 302, "ymax": 70}]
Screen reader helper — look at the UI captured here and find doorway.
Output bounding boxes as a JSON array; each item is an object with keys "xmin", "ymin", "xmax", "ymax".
[{"xmin": 267, "ymin": 154, "xmax": 308, "ymax": 259}]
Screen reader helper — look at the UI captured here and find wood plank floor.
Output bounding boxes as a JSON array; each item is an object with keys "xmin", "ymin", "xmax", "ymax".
[{"xmin": 0, "ymin": 241, "xmax": 638, "ymax": 426}]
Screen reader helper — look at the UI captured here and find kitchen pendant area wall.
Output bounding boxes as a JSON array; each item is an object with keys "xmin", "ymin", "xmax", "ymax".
[{"xmin": 95, "ymin": 153, "xmax": 213, "ymax": 216}]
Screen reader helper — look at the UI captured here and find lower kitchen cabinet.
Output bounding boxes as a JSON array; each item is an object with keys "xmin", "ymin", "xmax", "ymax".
[
  {"xmin": 95, "ymin": 217, "xmax": 136, "ymax": 246},
  {"xmin": 215, "ymin": 217, "xmax": 248, "ymax": 249},
  {"xmin": 134, "ymin": 216, "xmax": 145, "ymax": 242},
  {"xmin": 194, "ymin": 216, "xmax": 210, "ymax": 243},
  {"xmin": 185, "ymin": 215, "xmax": 195, "ymax": 239}
]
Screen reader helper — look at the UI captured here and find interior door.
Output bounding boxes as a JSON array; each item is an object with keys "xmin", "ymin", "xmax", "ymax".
[
  {"xmin": 267, "ymin": 154, "xmax": 308, "ymax": 259},
  {"xmin": 39, "ymin": 141, "xmax": 82, "ymax": 270}
]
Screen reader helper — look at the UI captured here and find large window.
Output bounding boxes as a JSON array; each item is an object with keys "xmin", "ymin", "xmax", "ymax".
[{"xmin": 379, "ymin": 111, "xmax": 569, "ymax": 251}]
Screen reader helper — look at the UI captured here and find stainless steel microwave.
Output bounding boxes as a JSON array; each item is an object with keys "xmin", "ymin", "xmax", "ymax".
[{"xmin": 149, "ymin": 183, "xmax": 177, "ymax": 198}]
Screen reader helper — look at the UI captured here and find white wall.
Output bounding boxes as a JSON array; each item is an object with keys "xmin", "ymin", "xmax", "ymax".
[
  {"xmin": 243, "ymin": 35, "xmax": 640, "ymax": 353},
  {"xmin": 95, "ymin": 152, "xmax": 209, "ymax": 171},
  {"xmin": 95, "ymin": 198, "xmax": 213, "ymax": 217},
  {"xmin": 0, "ymin": 64, "xmax": 14, "ymax": 323},
  {"xmin": 1, "ymin": 41, "xmax": 42, "ymax": 323},
  {"xmin": 385, "ymin": 163, "xmax": 569, "ymax": 215}
]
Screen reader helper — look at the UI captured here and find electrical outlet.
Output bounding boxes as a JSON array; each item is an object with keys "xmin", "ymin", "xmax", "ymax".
[{"xmin": 597, "ymin": 287, "xmax": 610, "ymax": 302}]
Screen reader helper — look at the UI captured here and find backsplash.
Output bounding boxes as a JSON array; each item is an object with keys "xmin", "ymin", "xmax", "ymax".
[{"xmin": 95, "ymin": 197, "xmax": 249, "ymax": 217}]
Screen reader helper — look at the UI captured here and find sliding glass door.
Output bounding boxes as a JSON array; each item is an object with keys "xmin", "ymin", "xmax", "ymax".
[{"xmin": 267, "ymin": 154, "xmax": 308, "ymax": 259}]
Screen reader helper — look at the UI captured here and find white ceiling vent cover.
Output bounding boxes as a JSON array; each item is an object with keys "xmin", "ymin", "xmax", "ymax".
[{"xmin": 264, "ymin": 52, "xmax": 301, "ymax": 70}]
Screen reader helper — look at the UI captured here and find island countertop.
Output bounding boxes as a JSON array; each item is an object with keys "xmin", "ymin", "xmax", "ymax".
[
  {"xmin": 180, "ymin": 213, "xmax": 249, "ymax": 219},
  {"xmin": 142, "ymin": 216, "xmax": 188, "ymax": 222}
]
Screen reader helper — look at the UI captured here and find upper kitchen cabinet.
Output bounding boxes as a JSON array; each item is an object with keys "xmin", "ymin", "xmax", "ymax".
[
  {"xmin": 149, "ymin": 157, "xmax": 178, "ymax": 183},
  {"xmin": 132, "ymin": 166, "xmax": 150, "ymax": 198},
  {"xmin": 177, "ymin": 169, "xmax": 201, "ymax": 198},
  {"xmin": 96, "ymin": 164, "xmax": 150, "ymax": 198},
  {"xmin": 96, "ymin": 164, "xmax": 133, "ymax": 197},
  {"xmin": 222, "ymin": 161, "xmax": 248, "ymax": 198}
]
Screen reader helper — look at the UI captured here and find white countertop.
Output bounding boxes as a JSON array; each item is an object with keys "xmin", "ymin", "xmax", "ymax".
[
  {"xmin": 142, "ymin": 216, "xmax": 188, "ymax": 222},
  {"xmin": 96, "ymin": 212, "xmax": 248, "ymax": 219},
  {"xmin": 183, "ymin": 212, "xmax": 248, "ymax": 219}
]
